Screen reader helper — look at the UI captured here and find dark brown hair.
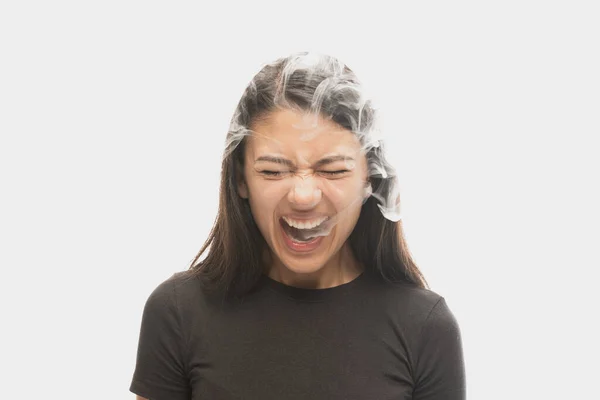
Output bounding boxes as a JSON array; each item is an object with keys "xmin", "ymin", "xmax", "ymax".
[{"xmin": 188, "ymin": 52, "xmax": 428, "ymax": 299}]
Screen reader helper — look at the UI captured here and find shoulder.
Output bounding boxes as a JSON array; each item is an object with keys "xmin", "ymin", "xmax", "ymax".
[
  {"xmin": 142, "ymin": 270, "xmax": 203, "ymax": 315},
  {"xmin": 370, "ymin": 276, "xmax": 460, "ymax": 338},
  {"xmin": 148, "ymin": 270, "xmax": 201, "ymax": 297},
  {"xmin": 374, "ymin": 278, "xmax": 463, "ymax": 358},
  {"xmin": 375, "ymin": 277, "xmax": 446, "ymax": 321}
]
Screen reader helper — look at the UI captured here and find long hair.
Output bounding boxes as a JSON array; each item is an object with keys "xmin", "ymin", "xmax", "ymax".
[{"xmin": 188, "ymin": 52, "xmax": 428, "ymax": 299}]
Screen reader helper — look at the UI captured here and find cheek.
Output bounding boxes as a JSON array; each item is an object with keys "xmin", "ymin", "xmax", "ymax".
[
  {"xmin": 323, "ymin": 179, "xmax": 368, "ymax": 209},
  {"xmin": 249, "ymin": 181, "xmax": 289, "ymax": 209},
  {"xmin": 246, "ymin": 183, "xmax": 284, "ymax": 224}
]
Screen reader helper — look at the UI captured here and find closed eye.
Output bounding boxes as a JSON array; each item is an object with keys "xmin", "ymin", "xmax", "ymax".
[
  {"xmin": 260, "ymin": 170, "xmax": 288, "ymax": 177},
  {"xmin": 259, "ymin": 170, "xmax": 349, "ymax": 178},
  {"xmin": 320, "ymin": 170, "xmax": 350, "ymax": 176}
]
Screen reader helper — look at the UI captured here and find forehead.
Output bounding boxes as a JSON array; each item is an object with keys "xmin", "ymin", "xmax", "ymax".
[{"xmin": 246, "ymin": 109, "xmax": 362, "ymax": 158}]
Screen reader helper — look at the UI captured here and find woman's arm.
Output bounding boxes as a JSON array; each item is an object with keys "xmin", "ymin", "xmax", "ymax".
[
  {"xmin": 413, "ymin": 297, "xmax": 466, "ymax": 399},
  {"xmin": 129, "ymin": 275, "xmax": 192, "ymax": 400}
]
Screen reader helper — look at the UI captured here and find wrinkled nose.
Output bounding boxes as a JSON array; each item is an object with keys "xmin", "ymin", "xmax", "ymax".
[{"xmin": 288, "ymin": 177, "xmax": 322, "ymax": 209}]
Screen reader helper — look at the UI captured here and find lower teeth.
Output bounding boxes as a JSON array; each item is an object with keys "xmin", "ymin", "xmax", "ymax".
[
  {"xmin": 290, "ymin": 232, "xmax": 315, "ymax": 243},
  {"xmin": 284, "ymin": 226, "xmax": 316, "ymax": 242}
]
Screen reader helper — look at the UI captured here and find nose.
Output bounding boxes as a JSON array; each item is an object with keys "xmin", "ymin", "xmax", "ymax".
[{"xmin": 288, "ymin": 176, "xmax": 322, "ymax": 209}]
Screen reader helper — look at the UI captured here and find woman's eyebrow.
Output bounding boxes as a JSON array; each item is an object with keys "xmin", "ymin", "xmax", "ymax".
[
  {"xmin": 254, "ymin": 155, "xmax": 294, "ymax": 167},
  {"xmin": 313, "ymin": 155, "xmax": 354, "ymax": 168},
  {"xmin": 254, "ymin": 154, "xmax": 354, "ymax": 168}
]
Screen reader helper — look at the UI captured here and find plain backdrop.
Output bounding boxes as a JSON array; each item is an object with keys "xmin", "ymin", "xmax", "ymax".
[{"xmin": 1, "ymin": 1, "xmax": 598, "ymax": 399}]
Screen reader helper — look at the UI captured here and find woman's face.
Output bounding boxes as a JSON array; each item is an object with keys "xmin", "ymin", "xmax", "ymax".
[{"xmin": 238, "ymin": 108, "xmax": 370, "ymax": 276}]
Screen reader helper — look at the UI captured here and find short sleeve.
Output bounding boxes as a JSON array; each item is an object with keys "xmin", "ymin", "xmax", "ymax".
[
  {"xmin": 413, "ymin": 297, "xmax": 466, "ymax": 400},
  {"xmin": 130, "ymin": 276, "xmax": 191, "ymax": 400}
]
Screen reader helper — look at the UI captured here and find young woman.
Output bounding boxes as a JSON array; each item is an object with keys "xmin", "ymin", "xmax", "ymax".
[{"xmin": 130, "ymin": 52, "xmax": 466, "ymax": 400}]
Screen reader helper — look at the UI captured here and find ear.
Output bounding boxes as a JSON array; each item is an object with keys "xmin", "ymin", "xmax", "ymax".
[
  {"xmin": 363, "ymin": 182, "xmax": 373, "ymax": 199},
  {"xmin": 238, "ymin": 180, "xmax": 249, "ymax": 199},
  {"xmin": 236, "ymin": 162, "xmax": 249, "ymax": 199}
]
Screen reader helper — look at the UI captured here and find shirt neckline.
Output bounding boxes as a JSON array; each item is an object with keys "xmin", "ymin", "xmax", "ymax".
[{"xmin": 259, "ymin": 268, "xmax": 370, "ymax": 303}]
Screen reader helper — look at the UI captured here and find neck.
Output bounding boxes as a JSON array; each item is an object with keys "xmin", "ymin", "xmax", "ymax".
[{"xmin": 265, "ymin": 243, "xmax": 364, "ymax": 289}]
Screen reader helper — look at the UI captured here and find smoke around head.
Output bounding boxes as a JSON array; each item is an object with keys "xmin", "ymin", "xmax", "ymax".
[{"xmin": 223, "ymin": 51, "xmax": 403, "ymax": 222}]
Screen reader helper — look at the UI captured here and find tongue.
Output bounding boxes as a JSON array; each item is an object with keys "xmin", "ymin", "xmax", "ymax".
[
  {"xmin": 291, "ymin": 227, "xmax": 315, "ymax": 242},
  {"xmin": 282, "ymin": 222, "xmax": 317, "ymax": 242}
]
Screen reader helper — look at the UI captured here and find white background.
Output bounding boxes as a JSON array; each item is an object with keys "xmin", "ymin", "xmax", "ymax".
[{"xmin": 1, "ymin": 1, "xmax": 598, "ymax": 399}]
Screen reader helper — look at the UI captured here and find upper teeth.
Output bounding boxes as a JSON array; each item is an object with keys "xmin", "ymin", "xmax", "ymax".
[{"xmin": 282, "ymin": 216, "xmax": 328, "ymax": 230}]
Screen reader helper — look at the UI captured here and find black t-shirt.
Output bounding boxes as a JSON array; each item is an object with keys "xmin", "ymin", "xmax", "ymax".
[{"xmin": 130, "ymin": 268, "xmax": 466, "ymax": 400}]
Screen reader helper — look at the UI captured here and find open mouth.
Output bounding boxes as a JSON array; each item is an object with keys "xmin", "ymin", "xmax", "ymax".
[{"xmin": 279, "ymin": 216, "xmax": 330, "ymax": 243}]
